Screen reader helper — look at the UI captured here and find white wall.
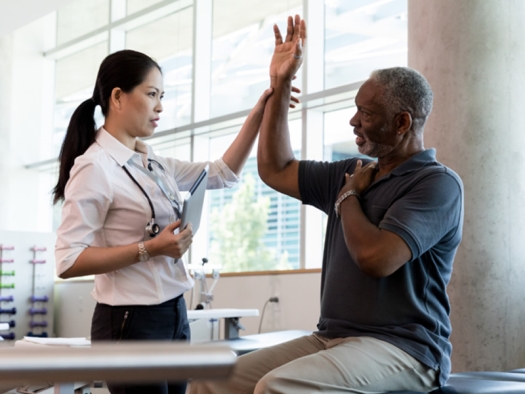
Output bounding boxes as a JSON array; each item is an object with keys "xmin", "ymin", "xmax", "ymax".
[
  {"xmin": 0, "ymin": 15, "xmax": 56, "ymax": 233},
  {"xmin": 54, "ymin": 272, "xmax": 321, "ymax": 338}
]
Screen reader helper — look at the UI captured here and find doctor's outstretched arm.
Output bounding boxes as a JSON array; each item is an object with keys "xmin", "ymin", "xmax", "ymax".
[{"xmin": 222, "ymin": 84, "xmax": 300, "ymax": 176}]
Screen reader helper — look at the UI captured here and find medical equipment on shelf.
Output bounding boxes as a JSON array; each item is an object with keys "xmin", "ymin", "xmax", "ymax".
[
  {"xmin": 0, "ymin": 234, "xmax": 55, "ymax": 342},
  {"xmin": 188, "ymin": 257, "xmax": 221, "ymax": 310},
  {"xmin": 26, "ymin": 332, "xmax": 48, "ymax": 338},
  {"xmin": 29, "ymin": 320, "xmax": 48, "ymax": 327},
  {"xmin": 29, "ymin": 307, "xmax": 47, "ymax": 315},
  {"xmin": 1, "ymin": 332, "xmax": 15, "ymax": 340},
  {"xmin": 27, "ymin": 246, "xmax": 48, "ymax": 338},
  {"xmin": 0, "ymin": 319, "xmax": 15, "ymax": 328},
  {"xmin": 30, "ymin": 295, "xmax": 48, "ymax": 302}
]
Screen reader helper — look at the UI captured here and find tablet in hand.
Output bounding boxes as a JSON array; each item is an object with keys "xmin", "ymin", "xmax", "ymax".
[{"xmin": 180, "ymin": 164, "xmax": 209, "ymax": 234}]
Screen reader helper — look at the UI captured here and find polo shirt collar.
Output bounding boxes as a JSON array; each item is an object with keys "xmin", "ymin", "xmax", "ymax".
[
  {"xmin": 389, "ymin": 148, "xmax": 437, "ymax": 177},
  {"xmin": 96, "ymin": 127, "xmax": 148, "ymax": 167}
]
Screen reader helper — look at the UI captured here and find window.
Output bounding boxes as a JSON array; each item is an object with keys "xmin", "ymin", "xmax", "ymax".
[
  {"xmin": 325, "ymin": 0, "xmax": 407, "ymax": 89},
  {"xmin": 127, "ymin": 0, "xmax": 165, "ymax": 15},
  {"xmin": 56, "ymin": 0, "xmax": 109, "ymax": 45},
  {"xmin": 126, "ymin": 7, "xmax": 194, "ymax": 130},
  {"xmin": 53, "ymin": 42, "xmax": 108, "ymax": 156},
  {"xmin": 192, "ymin": 118, "xmax": 302, "ymax": 272},
  {"xmin": 31, "ymin": 0, "xmax": 408, "ymax": 273},
  {"xmin": 210, "ymin": 0, "xmax": 303, "ymax": 117}
]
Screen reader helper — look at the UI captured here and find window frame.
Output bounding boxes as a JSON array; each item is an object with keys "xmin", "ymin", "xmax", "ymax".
[{"xmin": 28, "ymin": 0, "xmax": 408, "ymax": 274}]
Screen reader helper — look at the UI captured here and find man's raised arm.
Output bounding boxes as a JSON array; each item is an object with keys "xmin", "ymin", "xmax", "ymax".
[{"xmin": 257, "ymin": 15, "xmax": 306, "ymax": 200}]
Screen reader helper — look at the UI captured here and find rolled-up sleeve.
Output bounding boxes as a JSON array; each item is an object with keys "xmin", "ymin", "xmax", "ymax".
[
  {"xmin": 162, "ymin": 155, "xmax": 239, "ymax": 191},
  {"xmin": 55, "ymin": 159, "xmax": 112, "ymax": 276},
  {"xmin": 210, "ymin": 158, "xmax": 239, "ymax": 188}
]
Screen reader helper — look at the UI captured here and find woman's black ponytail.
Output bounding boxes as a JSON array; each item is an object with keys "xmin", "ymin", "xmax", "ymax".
[
  {"xmin": 52, "ymin": 97, "xmax": 97, "ymax": 204},
  {"xmin": 52, "ymin": 50, "xmax": 161, "ymax": 204}
]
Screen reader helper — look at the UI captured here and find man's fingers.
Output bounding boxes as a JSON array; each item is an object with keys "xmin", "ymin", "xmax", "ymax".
[
  {"xmin": 294, "ymin": 38, "xmax": 303, "ymax": 58},
  {"xmin": 285, "ymin": 16, "xmax": 294, "ymax": 42},
  {"xmin": 274, "ymin": 24, "xmax": 283, "ymax": 46},
  {"xmin": 293, "ymin": 14, "xmax": 301, "ymax": 40},
  {"xmin": 300, "ymin": 19, "xmax": 307, "ymax": 42},
  {"xmin": 291, "ymin": 86, "xmax": 301, "ymax": 93},
  {"xmin": 364, "ymin": 161, "xmax": 378, "ymax": 170}
]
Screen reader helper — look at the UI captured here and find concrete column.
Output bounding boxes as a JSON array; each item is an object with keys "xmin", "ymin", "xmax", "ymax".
[{"xmin": 408, "ymin": 0, "xmax": 525, "ymax": 372}]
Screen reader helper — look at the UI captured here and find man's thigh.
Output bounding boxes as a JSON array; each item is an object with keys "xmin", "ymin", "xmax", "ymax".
[
  {"xmin": 255, "ymin": 336, "xmax": 438, "ymax": 394},
  {"xmin": 189, "ymin": 334, "xmax": 324, "ymax": 394}
]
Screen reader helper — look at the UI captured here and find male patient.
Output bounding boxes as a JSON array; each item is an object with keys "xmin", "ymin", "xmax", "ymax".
[{"xmin": 191, "ymin": 15, "xmax": 463, "ymax": 394}]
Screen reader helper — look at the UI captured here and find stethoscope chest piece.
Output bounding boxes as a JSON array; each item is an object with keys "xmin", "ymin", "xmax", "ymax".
[{"xmin": 145, "ymin": 219, "xmax": 160, "ymax": 238}]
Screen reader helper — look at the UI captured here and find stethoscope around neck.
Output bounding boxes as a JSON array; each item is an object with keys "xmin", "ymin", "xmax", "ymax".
[{"xmin": 122, "ymin": 158, "xmax": 182, "ymax": 238}]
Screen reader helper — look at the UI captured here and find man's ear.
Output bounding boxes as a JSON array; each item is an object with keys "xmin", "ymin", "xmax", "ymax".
[
  {"xmin": 395, "ymin": 111, "xmax": 413, "ymax": 135},
  {"xmin": 109, "ymin": 87, "xmax": 123, "ymax": 111}
]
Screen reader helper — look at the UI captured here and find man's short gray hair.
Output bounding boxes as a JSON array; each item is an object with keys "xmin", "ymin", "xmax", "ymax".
[{"xmin": 369, "ymin": 67, "xmax": 433, "ymax": 130}]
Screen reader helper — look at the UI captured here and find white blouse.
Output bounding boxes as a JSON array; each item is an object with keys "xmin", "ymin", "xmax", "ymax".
[{"xmin": 55, "ymin": 127, "xmax": 238, "ymax": 305}]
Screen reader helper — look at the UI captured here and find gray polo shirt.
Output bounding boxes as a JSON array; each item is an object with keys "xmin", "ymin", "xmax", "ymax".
[{"xmin": 298, "ymin": 149, "xmax": 463, "ymax": 386}]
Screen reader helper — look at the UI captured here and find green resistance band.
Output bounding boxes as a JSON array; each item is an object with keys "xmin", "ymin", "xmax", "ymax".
[{"xmin": 0, "ymin": 270, "xmax": 15, "ymax": 276}]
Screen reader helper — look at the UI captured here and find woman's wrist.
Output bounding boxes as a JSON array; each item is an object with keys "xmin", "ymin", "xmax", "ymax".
[{"xmin": 144, "ymin": 239, "xmax": 159, "ymax": 258}]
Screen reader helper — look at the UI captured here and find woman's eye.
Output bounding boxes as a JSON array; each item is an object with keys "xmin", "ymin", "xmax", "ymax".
[{"xmin": 149, "ymin": 92, "xmax": 156, "ymax": 97}]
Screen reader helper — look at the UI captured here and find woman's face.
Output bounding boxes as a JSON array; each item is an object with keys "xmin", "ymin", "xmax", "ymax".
[{"xmin": 119, "ymin": 67, "xmax": 164, "ymax": 139}]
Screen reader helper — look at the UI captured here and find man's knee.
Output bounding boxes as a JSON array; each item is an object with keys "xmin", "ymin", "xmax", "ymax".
[{"xmin": 254, "ymin": 370, "xmax": 287, "ymax": 394}]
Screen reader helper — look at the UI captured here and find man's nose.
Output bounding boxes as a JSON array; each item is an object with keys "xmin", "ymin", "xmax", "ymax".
[{"xmin": 349, "ymin": 113, "xmax": 358, "ymax": 127}]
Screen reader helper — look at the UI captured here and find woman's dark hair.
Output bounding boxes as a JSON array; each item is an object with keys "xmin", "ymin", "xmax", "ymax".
[{"xmin": 52, "ymin": 49, "xmax": 161, "ymax": 204}]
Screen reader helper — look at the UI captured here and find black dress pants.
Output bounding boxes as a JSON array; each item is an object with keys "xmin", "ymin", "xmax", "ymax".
[{"xmin": 91, "ymin": 295, "xmax": 191, "ymax": 394}]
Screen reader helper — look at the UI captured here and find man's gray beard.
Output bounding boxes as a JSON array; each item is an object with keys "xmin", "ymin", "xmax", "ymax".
[{"xmin": 357, "ymin": 124, "xmax": 394, "ymax": 158}]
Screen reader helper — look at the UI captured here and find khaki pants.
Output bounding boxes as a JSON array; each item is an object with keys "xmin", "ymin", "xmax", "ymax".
[{"xmin": 190, "ymin": 334, "xmax": 439, "ymax": 394}]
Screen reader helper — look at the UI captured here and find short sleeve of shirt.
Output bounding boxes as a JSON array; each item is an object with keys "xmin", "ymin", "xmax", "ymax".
[
  {"xmin": 55, "ymin": 159, "xmax": 112, "ymax": 276},
  {"xmin": 379, "ymin": 170, "xmax": 463, "ymax": 261},
  {"xmin": 299, "ymin": 159, "xmax": 361, "ymax": 214}
]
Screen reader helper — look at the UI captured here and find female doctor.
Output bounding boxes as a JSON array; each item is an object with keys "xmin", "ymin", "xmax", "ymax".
[{"xmin": 53, "ymin": 49, "xmax": 298, "ymax": 394}]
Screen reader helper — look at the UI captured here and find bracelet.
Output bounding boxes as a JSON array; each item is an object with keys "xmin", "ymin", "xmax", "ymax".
[
  {"xmin": 138, "ymin": 242, "xmax": 151, "ymax": 263},
  {"xmin": 334, "ymin": 190, "xmax": 360, "ymax": 217}
]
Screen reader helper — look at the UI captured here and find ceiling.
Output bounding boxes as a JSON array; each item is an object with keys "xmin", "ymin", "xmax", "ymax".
[{"xmin": 0, "ymin": 0, "xmax": 76, "ymax": 37}]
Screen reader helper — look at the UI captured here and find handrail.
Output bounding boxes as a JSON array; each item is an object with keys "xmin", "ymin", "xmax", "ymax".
[{"xmin": 0, "ymin": 342, "xmax": 235, "ymax": 385}]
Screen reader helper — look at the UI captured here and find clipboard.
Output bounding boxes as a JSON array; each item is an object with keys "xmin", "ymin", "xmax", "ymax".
[{"xmin": 180, "ymin": 164, "xmax": 209, "ymax": 234}]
